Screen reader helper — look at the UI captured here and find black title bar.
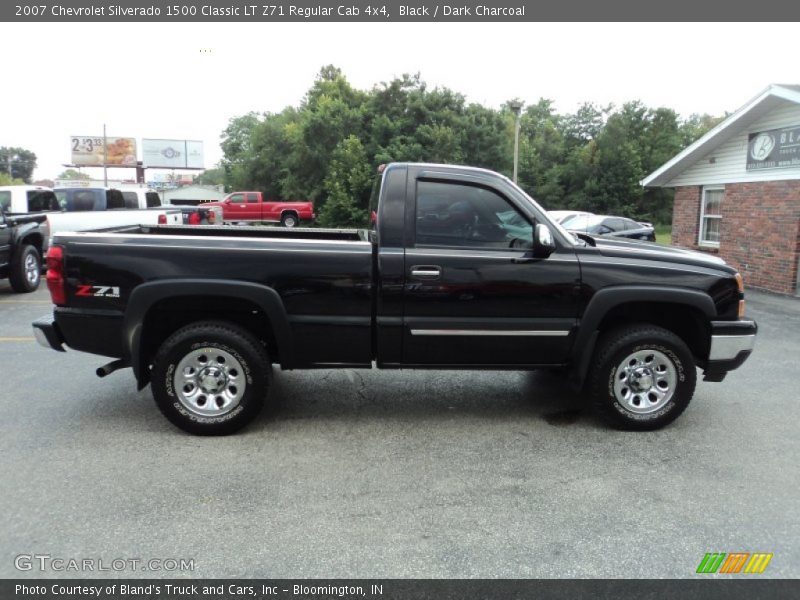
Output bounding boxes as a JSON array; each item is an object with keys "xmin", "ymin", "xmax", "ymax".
[
  {"xmin": 4, "ymin": 0, "xmax": 800, "ymax": 21},
  {"xmin": 3, "ymin": 579, "xmax": 799, "ymax": 600}
]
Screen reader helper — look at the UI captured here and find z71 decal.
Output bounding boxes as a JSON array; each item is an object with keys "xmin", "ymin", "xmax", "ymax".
[{"xmin": 76, "ymin": 285, "xmax": 121, "ymax": 298}]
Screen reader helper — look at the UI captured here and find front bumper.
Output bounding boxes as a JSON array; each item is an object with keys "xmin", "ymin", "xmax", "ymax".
[
  {"xmin": 703, "ymin": 319, "xmax": 757, "ymax": 381},
  {"xmin": 32, "ymin": 314, "xmax": 66, "ymax": 352}
]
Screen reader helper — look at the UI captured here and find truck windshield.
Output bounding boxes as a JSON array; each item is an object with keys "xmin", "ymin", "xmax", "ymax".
[{"xmin": 505, "ymin": 178, "xmax": 581, "ymax": 245}]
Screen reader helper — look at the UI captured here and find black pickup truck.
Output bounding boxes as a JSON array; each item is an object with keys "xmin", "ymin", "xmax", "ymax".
[
  {"xmin": 1, "ymin": 206, "xmax": 47, "ymax": 293},
  {"xmin": 32, "ymin": 163, "xmax": 757, "ymax": 435}
]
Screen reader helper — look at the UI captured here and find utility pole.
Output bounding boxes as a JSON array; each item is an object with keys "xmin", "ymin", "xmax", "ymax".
[
  {"xmin": 508, "ymin": 100, "xmax": 524, "ymax": 184},
  {"xmin": 103, "ymin": 123, "xmax": 108, "ymax": 187}
]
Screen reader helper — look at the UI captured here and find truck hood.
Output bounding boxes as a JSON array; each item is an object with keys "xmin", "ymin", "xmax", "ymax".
[{"xmin": 587, "ymin": 236, "xmax": 735, "ymax": 272}]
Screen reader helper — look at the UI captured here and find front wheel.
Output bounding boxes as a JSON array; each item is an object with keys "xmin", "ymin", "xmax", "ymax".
[
  {"xmin": 9, "ymin": 244, "xmax": 41, "ymax": 293},
  {"xmin": 588, "ymin": 324, "xmax": 696, "ymax": 431},
  {"xmin": 151, "ymin": 321, "xmax": 270, "ymax": 435}
]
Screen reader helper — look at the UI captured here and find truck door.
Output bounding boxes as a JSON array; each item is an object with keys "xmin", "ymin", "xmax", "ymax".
[
  {"xmin": 244, "ymin": 192, "xmax": 261, "ymax": 221},
  {"xmin": 401, "ymin": 174, "xmax": 580, "ymax": 366},
  {"xmin": 225, "ymin": 193, "xmax": 247, "ymax": 221}
]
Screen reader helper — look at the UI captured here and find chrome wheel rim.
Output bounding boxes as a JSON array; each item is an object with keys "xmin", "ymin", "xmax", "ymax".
[
  {"xmin": 613, "ymin": 349, "xmax": 677, "ymax": 414},
  {"xmin": 24, "ymin": 253, "xmax": 39, "ymax": 285},
  {"xmin": 173, "ymin": 347, "xmax": 245, "ymax": 417},
  {"xmin": 284, "ymin": 216, "xmax": 296, "ymax": 227}
]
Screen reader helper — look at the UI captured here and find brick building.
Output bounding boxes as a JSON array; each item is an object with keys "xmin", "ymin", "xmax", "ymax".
[{"xmin": 643, "ymin": 84, "xmax": 800, "ymax": 296}]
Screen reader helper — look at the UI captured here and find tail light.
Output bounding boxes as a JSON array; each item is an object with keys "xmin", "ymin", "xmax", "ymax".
[
  {"xmin": 158, "ymin": 214, "xmax": 167, "ymax": 225},
  {"xmin": 735, "ymin": 272, "xmax": 745, "ymax": 319},
  {"xmin": 46, "ymin": 245, "xmax": 66, "ymax": 306},
  {"xmin": 188, "ymin": 212, "xmax": 201, "ymax": 225}
]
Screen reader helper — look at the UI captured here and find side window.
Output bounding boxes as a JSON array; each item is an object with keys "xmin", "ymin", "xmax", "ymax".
[
  {"xmin": 229, "ymin": 193, "xmax": 244, "ymax": 203},
  {"xmin": 606, "ymin": 218, "xmax": 626, "ymax": 232},
  {"xmin": 145, "ymin": 192, "xmax": 161, "ymax": 207},
  {"xmin": 245, "ymin": 193, "xmax": 259, "ymax": 202},
  {"xmin": 622, "ymin": 218, "xmax": 640, "ymax": 230},
  {"xmin": 27, "ymin": 191, "xmax": 59, "ymax": 212},
  {"xmin": 55, "ymin": 190, "xmax": 67, "ymax": 209},
  {"xmin": 0, "ymin": 191, "xmax": 10, "ymax": 211},
  {"xmin": 415, "ymin": 181, "xmax": 532, "ymax": 249},
  {"xmin": 700, "ymin": 187, "xmax": 723, "ymax": 247},
  {"xmin": 122, "ymin": 191, "xmax": 139, "ymax": 209}
]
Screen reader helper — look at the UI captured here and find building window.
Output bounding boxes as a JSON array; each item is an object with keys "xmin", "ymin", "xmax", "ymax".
[{"xmin": 699, "ymin": 187, "xmax": 723, "ymax": 247}]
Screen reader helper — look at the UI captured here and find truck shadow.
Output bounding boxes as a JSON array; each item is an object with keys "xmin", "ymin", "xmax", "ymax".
[{"xmin": 253, "ymin": 368, "xmax": 593, "ymax": 430}]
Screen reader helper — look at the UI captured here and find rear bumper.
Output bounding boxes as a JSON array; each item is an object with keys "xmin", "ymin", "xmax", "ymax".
[
  {"xmin": 32, "ymin": 308, "xmax": 125, "ymax": 358},
  {"xmin": 703, "ymin": 319, "xmax": 757, "ymax": 382},
  {"xmin": 32, "ymin": 314, "xmax": 66, "ymax": 352}
]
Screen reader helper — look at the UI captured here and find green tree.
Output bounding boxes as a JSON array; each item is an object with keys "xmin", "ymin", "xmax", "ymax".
[
  {"xmin": 57, "ymin": 168, "xmax": 90, "ymax": 180},
  {"xmin": 0, "ymin": 172, "xmax": 24, "ymax": 186},
  {"xmin": 318, "ymin": 136, "xmax": 372, "ymax": 227},
  {"xmin": 0, "ymin": 147, "xmax": 37, "ymax": 183},
  {"xmin": 194, "ymin": 167, "xmax": 225, "ymax": 187}
]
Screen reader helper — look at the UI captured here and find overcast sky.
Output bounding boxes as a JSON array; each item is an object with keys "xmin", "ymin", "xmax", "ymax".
[{"xmin": 2, "ymin": 22, "xmax": 797, "ymax": 181}]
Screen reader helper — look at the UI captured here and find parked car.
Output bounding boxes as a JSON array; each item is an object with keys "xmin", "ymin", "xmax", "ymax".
[
  {"xmin": 204, "ymin": 191, "xmax": 315, "ymax": 227},
  {"xmin": 54, "ymin": 187, "xmax": 220, "ymax": 225},
  {"xmin": 548, "ymin": 210, "xmax": 593, "ymax": 224},
  {"xmin": 564, "ymin": 214, "xmax": 656, "ymax": 242},
  {"xmin": 0, "ymin": 185, "xmax": 60, "ymax": 213},
  {"xmin": 0, "ymin": 203, "xmax": 48, "ymax": 292},
  {"xmin": 33, "ymin": 163, "xmax": 755, "ymax": 435}
]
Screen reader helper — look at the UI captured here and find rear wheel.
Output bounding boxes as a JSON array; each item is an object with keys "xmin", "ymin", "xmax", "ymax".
[
  {"xmin": 151, "ymin": 321, "xmax": 270, "ymax": 435},
  {"xmin": 588, "ymin": 324, "xmax": 696, "ymax": 430},
  {"xmin": 9, "ymin": 244, "xmax": 41, "ymax": 293},
  {"xmin": 280, "ymin": 213, "xmax": 298, "ymax": 227}
]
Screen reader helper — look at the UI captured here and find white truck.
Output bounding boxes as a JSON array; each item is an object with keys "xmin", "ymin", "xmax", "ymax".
[{"xmin": 1, "ymin": 185, "xmax": 185, "ymax": 251}]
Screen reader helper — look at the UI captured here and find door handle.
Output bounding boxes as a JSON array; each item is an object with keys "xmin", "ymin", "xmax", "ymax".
[{"xmin": 410, "ymin": 265, "xmax": 441, "ymax": 279}]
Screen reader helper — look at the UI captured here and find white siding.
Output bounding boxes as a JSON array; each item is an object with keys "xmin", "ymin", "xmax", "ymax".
[{"xmin": 667, "ymin": 101, "xmax": 800, "ymax": 186}]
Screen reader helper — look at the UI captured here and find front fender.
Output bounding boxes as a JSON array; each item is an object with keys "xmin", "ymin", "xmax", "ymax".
[{"xmin": 570, "ymin": 285, "xmax": 717, "ymax": 386}]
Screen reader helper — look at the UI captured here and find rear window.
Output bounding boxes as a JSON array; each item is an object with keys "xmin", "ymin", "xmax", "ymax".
[
  {"xmin": 27, "ymin": 190, "xmax": 59, "ymax": 212},
  {"xmin": 106, "ymin": 189, "xmax": 125, "ymax": 210},
  {"xmin": 69, "ymin": 190, "xmax": 100, "ymax": 211},
  {"xmin": 145, "ymin": 192, "xmax": 161, "ymax": 207},
  {"xmin": 0, "ymin": 191, "xmax": 10, "ymax": 211}
]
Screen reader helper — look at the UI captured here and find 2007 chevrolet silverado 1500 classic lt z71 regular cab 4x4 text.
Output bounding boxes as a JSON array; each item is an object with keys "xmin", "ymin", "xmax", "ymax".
[{"xmin": 32, "ymin": 163, "xmax": 757, "ymax": 435}]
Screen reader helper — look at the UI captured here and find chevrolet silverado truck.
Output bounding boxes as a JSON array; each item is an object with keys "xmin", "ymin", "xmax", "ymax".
[
  {"xmin": 32, "ymin": 163, "xmax": 757, "ymax": 435},
  {"xmin": 0, "ymin": 204, "xmax": 48, "ymax": 292},
  {"xmin": 204, "ymin": 191, "xmax": 315, "ymax": 227}
]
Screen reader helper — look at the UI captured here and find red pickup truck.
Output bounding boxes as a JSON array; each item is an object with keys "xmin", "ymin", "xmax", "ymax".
[{"xmin": 206, "ymin": 192, "xmax": 314, "ymax": 227}]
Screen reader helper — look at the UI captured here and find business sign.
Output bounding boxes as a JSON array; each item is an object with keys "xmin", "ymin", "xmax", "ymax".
[
  {"xmin": 70, "ymin": 136, "xmax": 137, "ymax": 166},
  {"xmin": 746, "ymin": 125, "xmax": 800, "ymax": 170},
  {"xmin": 142, "ymin": 139, "xmax": 204, "ymax": 168}
]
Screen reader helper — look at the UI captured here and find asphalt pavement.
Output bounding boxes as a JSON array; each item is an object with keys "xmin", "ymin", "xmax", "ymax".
[{"xmin": 0, "ymin": 281, "xmax": 797, "ymax": 578}]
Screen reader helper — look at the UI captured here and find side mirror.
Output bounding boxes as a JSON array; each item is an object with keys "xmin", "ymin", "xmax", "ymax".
[{"xmin": 533, "ymin": 223, "xmax": 556, "ymax": 258}]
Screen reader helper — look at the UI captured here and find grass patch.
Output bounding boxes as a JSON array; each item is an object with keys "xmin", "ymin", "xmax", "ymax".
[{"xmin": 655, "ymin": 224, "xmax": 672, "ymax": 246}]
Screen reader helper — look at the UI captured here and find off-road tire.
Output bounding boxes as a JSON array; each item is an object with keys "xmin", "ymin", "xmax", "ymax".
[
  {"xmin": 9, "ymin": 244, "xmax": 41, "ymax": 293},
  {"xmin": 151, "ymin": 321, "xmax": 270, "ymax": 435},
  {"xmin": 588, "ymin": 324, "xmax": 696, "ymax": 431}
]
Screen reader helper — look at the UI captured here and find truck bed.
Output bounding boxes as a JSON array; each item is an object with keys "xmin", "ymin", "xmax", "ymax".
[{"xmin": 48, "ymin": 224, "xmax": 375, "ymax": 368}]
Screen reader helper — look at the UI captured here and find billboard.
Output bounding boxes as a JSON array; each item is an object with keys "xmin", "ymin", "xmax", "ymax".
[
  {"xmin": 71, "ymin": 136, "xmax": 137, "ymax": 166},
  {"xmin": 142, "ymin": 139, "xmax": 204, "ymax": 169}
]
